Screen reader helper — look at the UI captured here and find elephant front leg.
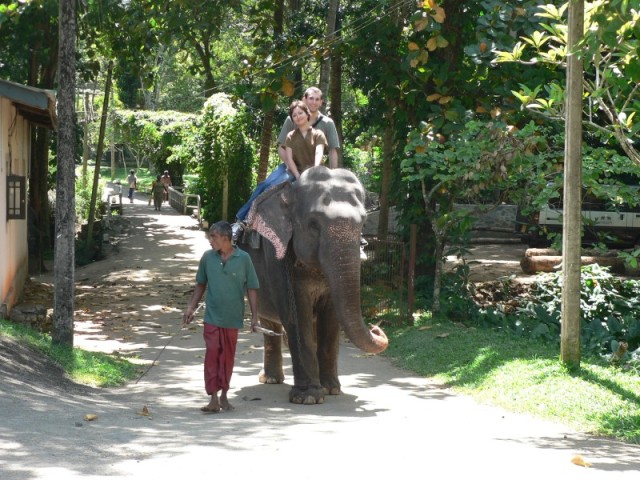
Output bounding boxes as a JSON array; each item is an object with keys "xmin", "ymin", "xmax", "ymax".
[
  {"xmin": 285, "ymin": 321, "xmax": 325, "ymax": 405},
  {"xmin": 258, "ymin": 320, "xmax": 285, "ymax": 384},
  {"xmin": 317, "ymin": 300, "xmax": 341, "ymax": 396}
]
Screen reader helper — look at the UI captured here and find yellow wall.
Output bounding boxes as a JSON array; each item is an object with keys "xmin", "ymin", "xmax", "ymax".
[{"xmin": 0, "ymin": 96, "xmax": 30, "ymax": 317}]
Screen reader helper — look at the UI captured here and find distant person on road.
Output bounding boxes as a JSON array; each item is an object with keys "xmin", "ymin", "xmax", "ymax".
[
  {"xmin": 152, "ymin": 174, "xmax": 166, "ymax": 211},
  {"xmin": 126, "ymin": 170, "xmax": 137, "ymax": 203},
  {"xmin": 160, "ymin": 170, "xmax": 172, "ymax": 203},
  {"xmin": 182, "ymin": 221, "xmax": 259, "ymax": 413}
]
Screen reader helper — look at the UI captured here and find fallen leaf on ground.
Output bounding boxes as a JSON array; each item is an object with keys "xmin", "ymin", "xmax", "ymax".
[
  {"xmin": 436, "ymin": 333, "xmax": 450, "ymax": 339},
  {"xmin": 84, "ymin": 414, "xmax": 98, "ymax": 421},
  {"xmin": 137, "ymin": 405, "xmax": 151, "ymax": 416},
  {"xmin": 571, "ymin": 455, "xmax": 592, "ymax": 467}
]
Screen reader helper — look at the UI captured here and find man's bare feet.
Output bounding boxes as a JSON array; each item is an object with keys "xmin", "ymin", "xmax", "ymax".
[
  {"xmin": 220, "ymin": 391, "xmax": 235, "ymax": 411},
  {"xmin": 200, "ymin": 396, "xmax": 220, "ymax": 413}
]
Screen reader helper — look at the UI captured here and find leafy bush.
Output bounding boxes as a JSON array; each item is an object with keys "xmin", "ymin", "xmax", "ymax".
[
  {"xmin": 191, "ymin": 93, "xmax": 256, "ymax": 223},
  {"xmin": 438, "ymin": 263, "xmax": 640, "ymax": 360},
  {"xmin": 471, "ymin": 264, "xmax": 640, "ymax": 358}
]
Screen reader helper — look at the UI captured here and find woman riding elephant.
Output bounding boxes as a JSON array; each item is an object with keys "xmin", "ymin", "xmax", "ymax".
[
  {"xmin": 233, "ymin": 99, "xmax": 326, "ymax": 238},
  {"xmin": 238, "ymin": 165, "xmax": 388, "ymax": 405}
]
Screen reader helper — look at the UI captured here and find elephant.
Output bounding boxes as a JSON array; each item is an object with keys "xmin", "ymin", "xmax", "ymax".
[{"xmin": 238, "ymin": 165, "xmax": 388, "ymax": 405}]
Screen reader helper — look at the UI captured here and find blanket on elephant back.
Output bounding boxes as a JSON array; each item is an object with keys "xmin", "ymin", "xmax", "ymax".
[{"xmin": 245, "ymin": 181, "xmax": 291, "ymax": 259}]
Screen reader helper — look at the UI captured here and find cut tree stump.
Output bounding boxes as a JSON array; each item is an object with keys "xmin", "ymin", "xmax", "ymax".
[{"xmin": 521, "ymin": 248, "xmax": 625, "ymax": 274}]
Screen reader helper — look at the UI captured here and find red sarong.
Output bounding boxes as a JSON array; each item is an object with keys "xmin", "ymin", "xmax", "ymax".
[{"xmin": 203, "ymin": 324, "xmax": 239, "ymax": 395}]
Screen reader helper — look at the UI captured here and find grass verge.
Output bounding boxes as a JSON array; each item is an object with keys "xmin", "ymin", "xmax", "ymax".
[
  {"xmin": 384, "ymin": 316, "xmax": 640, "ymax": 444},
  {"xmin": 0, "ymin": 318, "xmax": 141, "ymax": 387}
]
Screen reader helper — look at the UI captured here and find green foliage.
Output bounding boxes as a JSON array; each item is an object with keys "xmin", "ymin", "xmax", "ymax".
[
  {"xmin": 404, "ymin": 1, "xmax": 559, "ymax": 135},
  {"xmin": 0, "ymin": 1, "xmax": 34, "ymax": 26},
  {"xmin": 191, "ymin": 93, "xmax": 256, "ymax": 223},
  {"xmin": 75, "ymin": 169, "xmax": 102, "ymax": 224},
  {"xmin": 0, "ymin": 0, "xmax": 58, "ymax": 83},
  {"xmin": 445, "ymin": 263, "xmax": 640, "ymax": 359},
  {"xmin": 515, "ymin": 265, "xmax": 640, "ymax": 356},
  {"xmin": 112, "ymin": 109, "xmax": 199, "ymax": 184},
  {"xmin": 402, "ymin": 120, "xmax": 553, "ymax": 250},
  {"xmin": 515, "ymin": 135, "xmax": 640, "ymax": 245},
  {"xmin": 495, "ymin": 1, "xmax": 640, "ymax": 164},
  {"xmin": 342, "ymin": 136, "xmax": 382, "ymax": 194}
]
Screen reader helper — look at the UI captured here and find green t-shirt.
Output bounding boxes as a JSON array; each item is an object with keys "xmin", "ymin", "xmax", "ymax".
[{"xmin": 195, "ymin": 247, "xmax": 259, "ymax": 329}]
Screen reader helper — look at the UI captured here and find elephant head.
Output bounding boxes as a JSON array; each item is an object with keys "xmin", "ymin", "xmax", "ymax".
[{"xmin": 246, "ymin": 165, "xmax": 388, "ymax": 354}]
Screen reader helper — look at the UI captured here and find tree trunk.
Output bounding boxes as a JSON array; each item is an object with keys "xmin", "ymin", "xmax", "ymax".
[
  {"xmin": 329, "ymin": 11, "xmax": 343, "ymax": 167},
  {"xmin": 87, "ymin": 62, "xmax": 113, "ymax": 249},
  {"xmin": 255, "ymin": 0, "xmax": 284, "ymax": 184},
  {"xmin": 319, "ymin": 0, "xmax": 339, "ymax": 113},
  {"xmin": 561, "ymin": 0, "xmax": 584, "ymax": 368},
  {"xmin": 82, "ymin": 91, "xmax": 90, "ymax": 182},
  {"xmin": 376, "ymin": 0, "xmax": 404, "ymax": 240},
  {"xmin": 52, "ymin": 0, "xmax": 76, "ymax": 347},
  {"xmin": 257, "ymin": 111, "xmax": 274, "ymax": 183},
  {"xmin": 431, "ymin": 232, "xmax": 445, "ymax": 315},
  {"xmin": 377, "ymin": 101, "xmax": 394, "ymax": 240}
]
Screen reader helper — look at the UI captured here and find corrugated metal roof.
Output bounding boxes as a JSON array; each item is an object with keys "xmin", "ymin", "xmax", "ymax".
[{"xmin": 0, "ymin": 79, "xmax": 57, "ymax": 129}]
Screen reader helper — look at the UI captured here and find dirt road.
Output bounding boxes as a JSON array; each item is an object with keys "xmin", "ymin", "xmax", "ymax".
[{"xmin": 1, "ymin": 196, "xmax": 638, "ymax": 479}]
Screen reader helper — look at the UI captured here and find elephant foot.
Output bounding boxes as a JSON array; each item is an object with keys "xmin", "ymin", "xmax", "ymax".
[
  {"xmin": 322, "ymin": 385, "xmax": 341, "ymax": 396},
  {"xmin": 321, "ymin": 378, "xmax": 341, "ymax": 396},
  {"xmin": 289, "ymin": 385, "xmax": 325, "ymax": 405},
  {"xmin": 259, "ymin": 369, "xmax": 284, "ymax": 384}
]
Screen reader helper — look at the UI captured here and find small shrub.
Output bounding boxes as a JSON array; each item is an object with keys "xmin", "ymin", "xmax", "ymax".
[{"xmin": 512, "ymin": 265, "xmax": 640, "ymax": 357}]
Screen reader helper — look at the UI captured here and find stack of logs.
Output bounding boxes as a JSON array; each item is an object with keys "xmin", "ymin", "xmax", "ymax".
[{"xmin": 521, "ymin": 248, "xmax": 625, "ymax": 274}]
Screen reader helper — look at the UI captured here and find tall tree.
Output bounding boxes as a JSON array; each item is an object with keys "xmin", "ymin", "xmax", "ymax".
[
  {"xmin": 53, "ymin": 0, "xmax": 76, "ymax": 346},
  {"xmin": 344, "ymin": 0, "xmax": 412, "ymax": 239},
  {"xmin": 256, "ymin": 0, "xmax": 285, "ymax": 183},
  {"xmin": 319, "ymin": 0, "xmax": 339, "ymax": 110},
  {"xmin": 86, "ymin": 62, "xmax": 113, "ymax": 253},
  {"xmin": 141, "ymin": 0, "xmax": 243, "ymax": 98},
  {"xmin": 329, "ymin": 4, "xmax": 343, "ymax": 166}
]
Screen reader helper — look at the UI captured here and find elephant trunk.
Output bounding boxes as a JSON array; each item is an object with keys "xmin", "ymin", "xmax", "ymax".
[{"xmin": 325, "ymin": 248, "xmax": 388, "ymax": 354}]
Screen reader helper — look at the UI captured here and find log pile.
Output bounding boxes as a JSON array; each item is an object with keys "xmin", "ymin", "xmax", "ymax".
[{"xmin": 520, "ymin": 248, "xmax": 625, "ymax": 274}]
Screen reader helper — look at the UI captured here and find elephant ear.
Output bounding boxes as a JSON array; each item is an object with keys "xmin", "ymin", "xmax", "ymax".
[{"xmin": 246, "ymin": 182, "xmax": 293, "ymax": 260}]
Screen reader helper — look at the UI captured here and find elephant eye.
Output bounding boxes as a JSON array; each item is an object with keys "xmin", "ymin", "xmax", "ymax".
[{"xmin": 307, "ymin": 218, "xmax": 321, "ymax": 235}]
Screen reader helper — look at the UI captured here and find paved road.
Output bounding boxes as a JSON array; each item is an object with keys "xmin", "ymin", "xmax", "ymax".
[{"xmin": 1, "ymin": 197, "xmax": 638, "ymax": 479}]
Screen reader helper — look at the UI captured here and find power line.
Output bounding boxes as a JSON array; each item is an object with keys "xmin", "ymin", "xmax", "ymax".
[{"xmin": 263, "ymin": 0, "xmax": 415, "ymax": 75}]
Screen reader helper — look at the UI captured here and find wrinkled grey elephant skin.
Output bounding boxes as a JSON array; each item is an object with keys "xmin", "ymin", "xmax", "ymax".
[{"xmin": 239, "ymin": 166, "xmax": 388, "ymax": 405}]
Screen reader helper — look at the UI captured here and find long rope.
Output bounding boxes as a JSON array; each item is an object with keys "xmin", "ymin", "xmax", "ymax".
[{"xmin": 134, "ymin": 302, "xmax": 204, "ymax": 384}]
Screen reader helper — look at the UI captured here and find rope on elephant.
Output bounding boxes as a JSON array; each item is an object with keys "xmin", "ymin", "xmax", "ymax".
[{"xmin": 285, "ymin": 250, "xmax": 301, "ymax": 351}]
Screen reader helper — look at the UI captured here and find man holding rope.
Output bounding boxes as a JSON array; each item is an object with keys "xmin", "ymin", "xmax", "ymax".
[{"xmin": 183, "ymin": 221, "xmax": 259, "ymax": 413}]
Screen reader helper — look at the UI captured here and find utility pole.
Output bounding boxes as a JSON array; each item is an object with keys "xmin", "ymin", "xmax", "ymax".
[{"xmin": 561, "ymin": 0, "xmax": 584, "ymax": 368}]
